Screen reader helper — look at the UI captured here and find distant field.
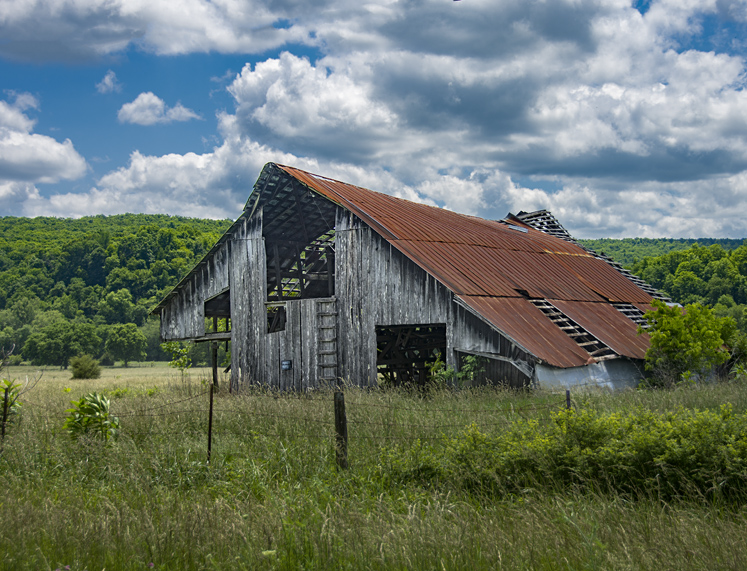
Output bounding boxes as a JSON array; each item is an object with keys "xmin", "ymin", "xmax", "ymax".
[{"xmin": 2, "ymin": 368, "xmax": 747, "ymax": 570}]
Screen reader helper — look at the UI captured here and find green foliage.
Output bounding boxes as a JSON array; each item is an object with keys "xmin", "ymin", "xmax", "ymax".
[
  {"xmin": 387, "ymin": 405, "xmax": 747, "ymax": 501},
  {"xmin": 105, "ymin": 324, "xmax": 147, "ymax": 367},
  {"xmin": 63, "ymin": 392, "xmax": 119, "ymax": 441},
  {"xmin": 1, "ymin": 379, "xmax": 23, "ymax": 425},
  {"xmin": 427, "ymin": 354, "xmax": 486, "ymax": 387},
  {"xmin": 69, "ymin": 354, "xmax": 101, "ymax": 379},
  {"xmin": 579, "ymin": 237, "xmax": 745, "ymax": 268},
  {"xmin": 0, "ymin": 214, "xmax": 230, "ymax": 364},
  {"xmin": 23, "ymin": 320, "xmax": 101, "ymax": 369},
  {"xmin": 641, "ymin": 300, "xmax": 737, "ymax": 386},
  {"xmin": 161, "ymin": 341, "xmax": 192, "ymax": 380}
]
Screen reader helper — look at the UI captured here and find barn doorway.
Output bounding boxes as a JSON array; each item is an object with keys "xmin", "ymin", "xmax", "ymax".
[{"xmin": 376, "ymin": 324, "xmax": 447, "ymax": 387}]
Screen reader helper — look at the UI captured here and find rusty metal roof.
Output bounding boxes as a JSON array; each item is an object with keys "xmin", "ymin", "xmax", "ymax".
[{"xmin": 278, "ymin": 164, "xmax": 653, "ymax": 369}]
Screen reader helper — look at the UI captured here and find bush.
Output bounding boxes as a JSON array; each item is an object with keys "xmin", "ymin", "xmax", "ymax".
[
  {"xmin": 385, "ymin": 406, "xmax": 747, "ymax": 502},
  {"xmin": 63, "ymin": 392, "xmax": 119, "ymax": 441},
  {"xmin": 641, "ymin": 299, "xmax": 737, "ymax": 386},
  {"xmin": 70, "ymin": 354, "xmax": 101, "ymax": 379}
]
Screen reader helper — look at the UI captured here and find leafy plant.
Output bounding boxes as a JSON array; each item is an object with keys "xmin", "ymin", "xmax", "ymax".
[
  {"xmin": 63, "ymin": 392, "xmax": 119, "ymax": 441},
  {"xmin": 428, "ymin": 354, "xmax": 486, "ymax": 388},
  {"xmin": 70, "ymin": 354, "xmax": 101, "ymax": 379},
  {"xmin": 639, "ymin": 299, "xmax": 737, "ymax": 387},
  {"xmin": 161, "ymin": 341, "xmax": 192, "ymax": 381}
]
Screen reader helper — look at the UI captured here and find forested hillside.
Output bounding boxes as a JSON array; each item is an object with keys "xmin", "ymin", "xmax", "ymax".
[
  {"xmin": 2, "ymin": 213, "xmax": 747, "ymax": 368},
  {"xmin": 0, "ymin": 214, "xmax": 231, "ymax": 366},
  {"xmin": 630, "ymin": 243, "xmax": 747, "ymax": 333},
  {"xmin": 578, "ymin": 238, "xmax": 745, "ymax": 268}
]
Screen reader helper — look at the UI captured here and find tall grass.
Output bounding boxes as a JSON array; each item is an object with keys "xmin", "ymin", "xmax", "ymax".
[{"xmin": 2, "ymin": 368, "xmax": 747, "ymax": 570}]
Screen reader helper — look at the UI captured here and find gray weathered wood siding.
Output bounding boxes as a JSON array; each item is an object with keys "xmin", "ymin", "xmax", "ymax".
[
  {"xmin": 160, "ymin": 202, "xmax": 534, "ymax": 390},
  {"xmin": 159, "ymin": 230, "xmax": 232, "ymax": 342},
  {"xmin": 335, "ymin": 210, "xmax": 534, "ymax": 387}
]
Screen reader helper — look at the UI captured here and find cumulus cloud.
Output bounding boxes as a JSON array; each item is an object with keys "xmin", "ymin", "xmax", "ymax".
[
  {"xmin": 96, "ymin": 70, "xmax": 122, "ymax": 93},
  {"xmin": 0, "ymin": 94, "xmax": 87, "ymax": 184},
  {"xmin": 6, "ymin": 0, "xmax": 747, "ymax": 237},
  {"xmin": 0, "ymin": 0, "xmax": 311, "ymax": 61},
  {"xmin": 117, "ymin": 92, "xmax": 201, "ymax": 125}
]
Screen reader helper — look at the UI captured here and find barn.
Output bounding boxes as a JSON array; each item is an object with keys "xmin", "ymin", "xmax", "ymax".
[{"xmin": 152, "ymin": 162, "xmax": 664, "ymax": 391}]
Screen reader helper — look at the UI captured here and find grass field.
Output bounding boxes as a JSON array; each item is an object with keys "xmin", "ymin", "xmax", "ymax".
[{"xmin": 2, "ymin": 364, "xmax": 747, "ymax": 570}]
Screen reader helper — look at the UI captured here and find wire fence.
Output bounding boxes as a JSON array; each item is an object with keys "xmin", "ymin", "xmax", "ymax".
[{"xmin": 2, "ymin": 384, "xmax": 574, "ymax": 465}]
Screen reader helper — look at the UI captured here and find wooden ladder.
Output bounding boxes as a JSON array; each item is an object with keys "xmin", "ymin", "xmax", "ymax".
[
  {"xmin": 316, "ymin": 298, "xmax": 338, "ymax": 384},
  {"xmin": 530, "ymin": 299, "xmax": 616, "ymax": 359}
]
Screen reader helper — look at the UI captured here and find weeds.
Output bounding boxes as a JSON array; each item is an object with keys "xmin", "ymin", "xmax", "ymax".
[{"xmin": 2, "ymin": 369, "xmax": 747, "ymax": 569}]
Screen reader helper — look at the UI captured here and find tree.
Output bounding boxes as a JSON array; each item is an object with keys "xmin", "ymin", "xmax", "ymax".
[
  {"xmin": 105, "ymin": 323, "xmax": 147, "ymax": 367},
  {"xmin": 23, "ymin": 321, "xmax": 101, "ymax": 369},
  {"xmin": 641, "ymin": 299, "xmax": 737, "ymax": 386}
]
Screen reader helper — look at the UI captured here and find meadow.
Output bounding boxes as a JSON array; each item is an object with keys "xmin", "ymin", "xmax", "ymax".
[{"xmin": 2, "ymin": 364, "xmax": 747, "ymax": 570}]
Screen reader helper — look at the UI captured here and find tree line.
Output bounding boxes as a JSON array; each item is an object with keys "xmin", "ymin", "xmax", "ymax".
[
  {"xmin": 2, "ymin": 213, "xmax": 746, "ymax": 369},
  {"xmin": 0, "ymin": 214, "xmax": 231, "ymax": 367}
]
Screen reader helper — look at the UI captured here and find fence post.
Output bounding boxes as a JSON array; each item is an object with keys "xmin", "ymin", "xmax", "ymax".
[
  {"xmin": 566, "ymin": 389, "xmax": 571, "ymax": 410},
  {"xmin": 211, "ymin": 341, "xmax": 219, "ymax": 389},
  {"xmin": 207, "ymin": 342, "xmax": 216, "ymax": 464},
  {"xmin": 334, "ymin": 390, "xmax": 348, "ymax": 470}
]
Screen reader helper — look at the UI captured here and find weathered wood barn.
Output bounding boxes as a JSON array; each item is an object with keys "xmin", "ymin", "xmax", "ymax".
[{"xmin": 153, "ymin": 163, "xmax": 665, "ymax": 391}]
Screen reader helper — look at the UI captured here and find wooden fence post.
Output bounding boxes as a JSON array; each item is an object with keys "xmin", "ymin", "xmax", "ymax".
[
  {"xmin": 211, "ymin": 341, "xmax": 219, "ymax": 389},
  {"xmin": 207, "ymin": 341, "xmax": 217, "ymax": 464},
  {"xmin": 334, "ymin": 390, "xmax": 348, "ymax": 469},
  {"xmin": 566, "ymin": 389, "xmax": 571, "ymax": 410}
]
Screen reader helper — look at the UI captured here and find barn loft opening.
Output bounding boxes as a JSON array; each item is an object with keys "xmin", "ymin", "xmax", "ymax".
[
  {"xmin": 376, "ymin": 324, "xmax": 447, "ymax": 387},
  {"xmin": 204, "ymin": 289, "xmax": 231, "ymax": 335},
  {"xmin": 256, "ymin": 176, "xmax": 338, "ymax": 303}
]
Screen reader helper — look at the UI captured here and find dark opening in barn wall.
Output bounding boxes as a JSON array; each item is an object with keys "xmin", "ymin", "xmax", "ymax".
[
  {"xmin": 204, "ymin": 289, "xmax": 231, "ymax": 335},
  {"xmin": 259, "ymin": 176, "xmax": 338, "ymax": 303},
  {"xmin": 267, "ymin": 303, "xmax": 286, "ymax": 333},
  {"xmin": 376, "ymin": 324, "xmax": 447, "ymax": 386}
]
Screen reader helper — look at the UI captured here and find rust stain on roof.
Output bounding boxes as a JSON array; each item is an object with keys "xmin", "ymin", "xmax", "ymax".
[{"xmin": 551, "ymin": 299, "xmax": 650, "ymax": 360}]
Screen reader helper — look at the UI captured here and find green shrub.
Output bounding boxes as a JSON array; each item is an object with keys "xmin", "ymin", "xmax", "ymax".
[
  {"xmin": 70, "ymin": 354, "xmax": 101, "ymax": 379},
  {"xmin": 63, "ymin": 392, "xmax": 119, "ymax": 441},
  {"xmin": 385, "ymin": 406, "xmax": 747, "ymax": 502},
  {"xmin": 641, "ymin": 299, "xmax": 737, "ymax": 386}
]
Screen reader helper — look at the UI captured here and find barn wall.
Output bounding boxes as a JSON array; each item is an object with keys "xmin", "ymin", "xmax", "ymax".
[
  {"xmin": 159, "ymin": 229, "xmax": 232, "ymax": 342},
  {"xmin": 229, "ymin": 209, "xmax": 263, "ymax": 392},
  {"xmin": 335, "ymin": 210, "xmax": 534, "ymax": 387},
  {"xmin": 160, "ymin": 202, "xmax": 536, "ymax": 390}
]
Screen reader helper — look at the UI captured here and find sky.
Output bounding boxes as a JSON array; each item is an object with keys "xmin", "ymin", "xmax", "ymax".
[{"xmin": 2, "ymin": 0, "xmax": 747, "ymax": 238}]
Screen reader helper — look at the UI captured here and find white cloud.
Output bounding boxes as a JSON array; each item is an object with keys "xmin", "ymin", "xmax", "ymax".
[
  {"xmin": 0, "ymin": 94, "xmax": 87, "ymax": 184},
  {"xmin": 96, "ymin": 70, "xmax": 122, "ymax": 93},
  {"xmin": 6, "ymin": 0, "xmax": 747, "ymax": 237},
  {"xmin": 117, "ymin": 92, "xmax": 201, "ymax": 125}
]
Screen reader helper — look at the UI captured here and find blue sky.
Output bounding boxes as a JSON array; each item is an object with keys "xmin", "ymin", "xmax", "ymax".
[{"xmin": 2, "ymin": 0, "xmax": 747, "ymax": 238}]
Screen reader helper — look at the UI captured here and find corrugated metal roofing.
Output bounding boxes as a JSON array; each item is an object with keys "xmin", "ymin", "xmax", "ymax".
[
  {"xmin": 551, "ymin": 300, "xmax": 650, "ymax": 360},
  {"xmin": 458, "ymin": 296, "xmax": 594, "ymax": 368},
  {"xmin": 277, "ymin": 164, "xmax": 654, "ymax": 369}
]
